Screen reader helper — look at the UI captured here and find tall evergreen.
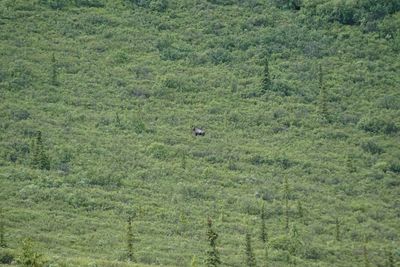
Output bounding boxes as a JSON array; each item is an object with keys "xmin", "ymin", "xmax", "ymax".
[
  {"xmin": 335, "ymin": 217, "xmax": 340, "ymax": 241},
  {"xmin": 363, "ymin": 238, "xmax": 370, "ymax": 267},
  {"xmin": 31, "ymin": 131, "xmax": 50, "ymax": 170},
  {"xmin": 0, "ymin": 209, "xmax": 6, "ymax": 248},
  {"xmin": 284, "ymin": 176, "xmax": 290, "ymax": 233},
  {"xmin": 263, "ymin": 243, "xmax": 269, "ymax": 267},
  {"xmin": 318, "ymin": 64, "xmax": 328, "ymax": 120},
  {"xmin": 127, "ymin": 216, "xmax": 134, "ymax": 262},
  {"xmin": 51, "ymin": 53, "xmax": 58, "ymax": 86},
  {"xmin": 387, "ymin": 250, "xmax": 394, "ymax": 267},
  {"xmin": 261, "ymin": 54, "xmax": 271, "ymax": 93},
  {"xmin": 260, "ymin": 202, "xmax": 267, "ymax": 243},
  {"xmin": 245, "ymin": 232, "xmax": 256, "ymax": 267},
  {"xmin": 205, "ymin": 218, "xmax": 221, "ymax": 267}
]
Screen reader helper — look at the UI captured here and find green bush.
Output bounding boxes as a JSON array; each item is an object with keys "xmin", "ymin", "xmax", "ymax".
[
  {"xmin": 357, "ymin": 117, "xmax": 399, "ymax": 134},
  {"xmin": 0, "ymin": 248, "xmax": 15, "ymax": 264},
  {"xmin": 360, "ymin": 140, "xmax": 384, "ymax": 154}
]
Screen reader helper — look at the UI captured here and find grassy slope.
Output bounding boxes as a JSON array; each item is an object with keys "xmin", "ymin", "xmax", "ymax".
[{"xmin": 1, "ymin": 0, "xmax": 400, "ymax": 266}]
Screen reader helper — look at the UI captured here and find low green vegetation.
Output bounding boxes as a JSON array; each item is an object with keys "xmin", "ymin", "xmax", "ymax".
[{"xmin": 0, "ymin": 0, "xmax": 399, "ymax": 266}]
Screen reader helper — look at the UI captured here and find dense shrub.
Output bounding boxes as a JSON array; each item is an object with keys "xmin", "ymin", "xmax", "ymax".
[
  {"xmin": 303, "ymin": 0, "xmax": 400, "ymax": 26},
  {"xmin": 388, "ymin": 162, "xmax": 400, "ymax": 173},
  {"xmin": 360, "ymin": 140, "xmax": 384, "ymax": 154},
  {"xmin": 357, "ymin": 117, "xmax": 399, "ymax": 134},
  {"xmin": 0, "ymin": 248, "xmax": 14, "ymax": 264}
]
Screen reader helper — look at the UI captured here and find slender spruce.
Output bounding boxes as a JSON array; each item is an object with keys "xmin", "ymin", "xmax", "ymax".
[
  {"xmin": 245, "ymin": 232, "xmax": 256, "ymax": 267},
  {"xmin": 318, "ymin": 64, "xmax": 328, "ymax": 119},
  {"xmin": 0, "ymin": 209, "xmax": 6, "ymax": 248},
  {"xmin": 127, "ymin": 216, "xmax": 134, "ymax": 262},
  {"xmin": 51, "ymin": 53, "xmax": 58, "ymax": 86},
  {"xmin": 284, "ymin": 176, "xmax": 290, "ymax": 233},
  {"xmin": 260, "ymin": 202, "xmax": 267, "ymax": 243},
  {"xmin": 363, "ymin": 237, "xmax": 370, "ymax": 267},
  {"xmin": 335, "ymin": 217, "xmax": 340, "ymax": 241},
  {"xmin": 261, "ymin": 54, "xmax": 271, "ymax": 93},
  {"xmin": 205, "ymin": 218, "xmax": 221, "ymax": 267},
  {"xmin": 31, "ymin": 131, "xmax": 50, "ymax": 170}
]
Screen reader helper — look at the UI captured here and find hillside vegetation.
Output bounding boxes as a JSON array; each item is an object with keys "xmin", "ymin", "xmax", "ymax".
[{"xmin": 1, "ymin": 0, "xmax": 400, "ymax": 266}]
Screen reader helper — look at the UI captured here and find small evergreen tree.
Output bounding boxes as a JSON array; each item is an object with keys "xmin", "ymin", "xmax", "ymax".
[
  {"xmin": 260, "ymin": 202, "xmax": 267, "ymax": 243},
  {"xmin": 261, "ymin": 54, "xmax": 271, "ymax": 93},
  {"xmin": 127, "ymin": 216, "xmax": 134, "ymax": 262},
  {"xmin": 283, "ymin": 176, "xmax": 290, "ymax": 233},
  {"xmin": 0, "ymin": 209, "xmax": 6, "ymax": 248},
  {"xmin": 318, "ymin": 64, "xmax": 328, "ymax": 120},
  {"xmin": 335, "ymin": 217, "xmax": 340, "ymax": 241},
  {"xmin": 263, "ymin": 243, "xmax": 269, "ymax": 267},
  {"xmin": 51, "ymin": 53, "xmax": 58, "ymax": 86},
  {"xmin": 31, "ymin": 131, "xmax": 50, "ymax": 170},
  {"xmin": 245, "ymin": 232, "xmax": 256, "ymax": 267},
  {"xmin": 363, "ymin": 237, "xmax": 370, "ymax": 267},
  {"xmin": 205, "ymin": 218, "xmax": 221, "ymax": 267}
]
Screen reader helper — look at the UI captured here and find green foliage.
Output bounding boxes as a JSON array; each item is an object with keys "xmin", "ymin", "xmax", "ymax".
[
  {"xmin": 18, "ymin": 238, "xmax": 45, "ymax": 267},
  {"xmin": 0, "ymin": 0, "xmax": 399, "ymax": 266}
]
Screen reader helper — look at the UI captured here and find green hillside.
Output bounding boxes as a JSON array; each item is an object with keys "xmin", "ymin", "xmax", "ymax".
[{"xmin": 1, "ymin": 0, "xmax": 400, "ymax": 266}]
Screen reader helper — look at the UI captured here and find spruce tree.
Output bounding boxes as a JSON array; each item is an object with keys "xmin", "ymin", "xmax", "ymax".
[
  {"xmin": 261, "ymin": 54, "xmax": 271, "ymax": 93},
  {"xmin": 51, "ymin": 53, "xmax": 58, "ymax": 86},
  {"xmin": 260, "ymin": 202, "xmax": 267, "ymax": 243},
  {"xmin": 127, "ymin": 216, "xmax": 134, "ymax": 262},
  {"xmin": 335, "ymin": 217, "xmax": 340, "ymax": 241},
  {"xmin": 284, "ymin": 176, "xmax": 290, "ymax": 233},
  {"xmin": 387, "ymin": 250, "xmax": 394, "ymax": 267},
  {"xmin": 31, "ymin": 131, "xmax": 50, "ymax": 170},
  {"xmin": 318, "ymin": 64, "xmax": 328, "ymax": 120},
  {"xmin": 0, "ymin": 209, "xmax": 6, "ymax": 248},
  {"xmin": 263, "ymin": 243, "xmax": 269, "ymax": 267},
  {"xmin": 363, "ymin": 238, "xmax": 370, "ymax": 267},
  {"xmin": 245, "ymin": 232, "xmax": 256, "ymax": 267},
  {"xmin": 205, "ymin": 218, "xmax": 221, "ymax": 267}
]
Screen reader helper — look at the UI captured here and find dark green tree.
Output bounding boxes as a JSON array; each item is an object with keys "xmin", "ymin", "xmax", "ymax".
[
  {"xmin": 205, "ymin": 218, "xmax": 221, "ymax": 267},
  {"xmin": 335, "ymin": 217, "xmax": 340, "ymax": 241},
  {"xmin": 51, "ymin": 53, "xmax": 58, "ymax": 86},
  {"xmin": 387, "ymin": 250, "xmax": 394, "ymax": 267},
  {"xmin": 261, "ymin": 54, "xmax": 271, "ymax": 93},
  {"xmin": 260, "ymin": 203, "xmax": 267, "ymax": 243},
  {"xmin": 263, "ymin": 243, "xmax": 269, "ymax": 267},
  {"xmin": 245, "ymin": 232, "xmax": 256, "ymax": 267},
  {"xmin": 127, "ymin": 216, "xmax": 134, "ymax": 262},
  {"xmin": 318, "ymin": 64, "xmax": 328, "ymax": 120},
  {"xmin": 31, "ymin": 131, "xmax": 50, "ymax": 170},
  {"xmin": 0, "ymin": 209, "xmax": 6, "ymax": 248},
  {"xmin": 363, "ymin": 237, "xmax": 370, "ymax": 267},
  {"xmin": 283, "ymin": 176, "xmax": 290, "ymax": 233}
]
